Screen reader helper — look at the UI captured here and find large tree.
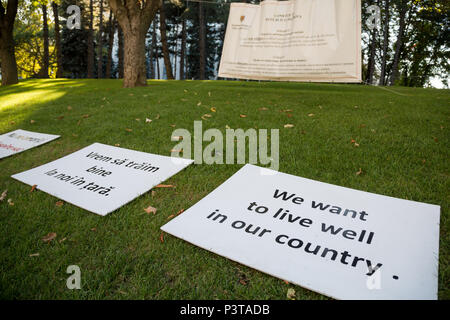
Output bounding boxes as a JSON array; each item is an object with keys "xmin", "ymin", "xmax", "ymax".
[
  {"xmin": 108, "ymin": 0, "xmax": 161, "ymax": 87},
  {"xmin": 0, "ymin": 0, "xmax": 19, "ymax": 85},
  {"xmin": 52, "ymin": 1, "xmax": 63, "ymax": 78}
]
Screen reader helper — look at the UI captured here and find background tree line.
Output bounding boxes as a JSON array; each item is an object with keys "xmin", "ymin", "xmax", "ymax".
[{"xmin": 1, "ymin": 0, "xmax": 448, "ymax": 87}]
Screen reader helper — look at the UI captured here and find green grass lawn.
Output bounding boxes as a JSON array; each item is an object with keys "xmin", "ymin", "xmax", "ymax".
[{"xmin": 0, "ymin": 79, "xmax": 448, "ymax": 299}]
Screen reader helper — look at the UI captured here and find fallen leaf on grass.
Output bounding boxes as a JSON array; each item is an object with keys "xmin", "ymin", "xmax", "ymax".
[
  {"xmin": 170, "ymin": 124, "xmax": 176, "ymax": 128},
  {"xmin": 210, "ymin": 107, "xmax": 216, "ymax": 112},
  {"xmin": 284, "ymin": 124, "xmax": 294, "ymax": 128},
  {"xmin": 30, "ymin": 185, "xmax": 37, "ymax": 193},
  {"xmin": 167, "ymin": 208, "xmax": 184, "ymax": 220},
  {"xmin": 287, "ymin": 288, "xmax": 296, "ymax": 300},
  {"xmin": 7, "ymin": 199, "xmax": 14, "ymax": 206},
  {"xmin": 172, "ymin": 136, "xmax": 183, "ymax": 141},
  {"xmin": 197, "ymin": 102, "xmax": 202, "ymax": 106},
  {"xmin": 144, "ymin": 205, "xmax": 157, "ymax": 215},
  {"xmin": 42, "ymin": 232, "xmax": 57, "ymax": 243},
  {"xmin": 10, "ymin": 121, "xmax": 15, "ymax": 125},
  {"xmin": 151, "ymin": 190, "xmax": 156, "ymax": 197},
  {"xmin": 145, "ymin": 118, "xmax": 152, "ymax": 123},
  {"xmin": 59, "ymin": 237, "xmax": 67, "ymax": 243},
  {"xmin": 82, "ymin": 114, "xmax": 90, "ymax": 118},
  {"xmin": 356, "ymin": 168, "xmax": 363, "ymax": 176},
  {"xmin": 283, "ymin": 280, "xmax": 290, "ymax": 285},
  {"xmin": 155, "ymin": 184, "xmax": 175, "ymax": 188},
  {"xmin": 0, "ymin": 190, "xmax": 7, "ymax": 201},
  {"xmin": 258, "ymin": 107, "xmax": 269, "ymax": 111},
  {"xmin": 29, "ymin": 253, "xmax": 40, "ymax": 257},
  {"xmin": 115, "ymin": 144, "xmax": 120, "ymax": 147},
  {"xmin": 239, "ymin": 279, "xmax": 248, "ymax": 286},
  {"xmin": 308, "ymin": 113, "xmax": 315, "ymax": 117},
  {"xmin": 160, "ymin": 232, "xmax": 164, "ymax": 243},
  {"xmin": 55, "ymin": 200, "xmax": 64, "ymax": 207},
  {"xmin": 239, "ymin": 114, "xmax": 247, "ymax": 118},
  {"xmin": 155, "ymin": 114, "xmax": 160, "ymax": 120},
  {"xmin": 30, "ymin": 120, "xmax": 36, "ymax": 124},
  {"xmin": 125, "ymin": 128, "xmax": 132, "ymax": 132}
]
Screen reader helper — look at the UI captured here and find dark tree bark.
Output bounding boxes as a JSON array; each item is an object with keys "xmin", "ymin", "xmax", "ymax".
[
  {"xmin": 149, "ymin": 19, "xmax": 157, "ymax": 79},
  {"xmin": 198, "ymin": 2, "xmax": 206, "ymax": 80},
  {"xmin": 118, "ymin": 23, "xmax": 124, "ymax": 78},
  {"xmin": 379, "ymin": 0, "xmax": 390, "ymax": 86},
  {"xmin": 52, "ymin": 2, "xmax": 63, "ymax": 78},
  {"xmin": 180, "ymin": 17, "xmax": 186, "ymax": 80},
  {"xmin": 40, "ymin": 4, "xmax": 49, "ymax": 78},
  {"xmin": 105, "ymin": 10, "xmax": 114, "ymax": 78},
  {"xmin": 97, "ymin": 0, "xmax": 104, "ymax": 78},
  {"xmin": 159, "ymin": 4, "xmax": 174, "ymax": 80},
  {"xmin": 87, "ymin": 0, "xmax": 94, "ymax": 78},
  {"xmin": 389, "ymin": 0, "xmax": 408, "ymax": 86},
  {"xmin": 0, "ymin": 0, "xmax": 19, "ymax": 85},
  {"xmin": 108, "ymin": 0, "xmax": 160, "ymax": 87}
]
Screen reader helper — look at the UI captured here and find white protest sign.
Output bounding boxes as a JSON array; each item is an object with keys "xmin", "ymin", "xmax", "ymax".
[
  {"xmin": 218, "ymin": 0, "xmax": 362, "ymax": 82},
  {"xmin": 161, "ymin": 164, "xmax": 440, "ymax": 300},
  {"xmin": 12, "ymin": 143, "xmax": 193, "ymax": 216},
  {"xmin": 0, "ymin": 129, "xmax": 60, "ymax": 159}
]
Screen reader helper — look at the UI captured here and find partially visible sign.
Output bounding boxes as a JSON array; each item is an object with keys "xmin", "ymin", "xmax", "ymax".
[
  {"xmin": 162, "ymin": 164, "xmax": 440, "ymax": 299},
  {"xmin": 219, "ymin": 0, "xmax": 362, "ymax": 82},
  {"xmin": 0, "ymin": 129, "xmax": 60, "ymax": 159},
  {"xmin": 12, "ymin": 143, "xmax": 193, "ymax": 216}
]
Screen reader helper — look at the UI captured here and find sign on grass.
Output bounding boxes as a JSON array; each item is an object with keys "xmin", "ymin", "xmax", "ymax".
[
  {"xmin": 161, "ymin": 164, "xmax": 440, "ymax": 300},
  {"xmin": 0, "ymin": 129, "xmax": 60, "ymax": 159},
  {"xmin": 219, "ymin": 0, "xmax": 362, "ymax": 82},
  {"xmin": 12, "ymin": 143, "xmax": 193, "ymax": 216}
]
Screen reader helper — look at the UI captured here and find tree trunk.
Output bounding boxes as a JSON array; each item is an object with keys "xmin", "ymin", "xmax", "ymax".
[
  {"xmin": 87, "ymin": 0, "xmax": 94, "ymax": 78},
  {"xmin": 40, "ymin": 4, "xmax": 49, "ymax": 78},
  {"xmin": 159, "ymin": 4, "xmax": 174, "ymax": 80},
  {"xmin": 149, "ymin": 19, "xmax": 157, "ymax": 79},
  {"xmin": 0, "ymin": 0, "xmax": 19, "ymax": 85},
  {"xmin": 122, "ymin": 30, "xmax": 147, "ymax": 86},
  {"xmin": 97, "ymin": 0, "xmax": 104, "ymax": 78},
  {"xmin": 173, "ymin": 22, "xmax": 178, "ymax": 79},
  {"xmin": 156, "ymin": 36, "xmax": 160, "ymax": 79},
  {"xmin": 52, "ymin": 2, "xmax": 63, "ymax": 78},
  {"xmin": 118, "ymin": 23, "xmax": 124, "ymax": 78},
  {"xmin": 106, "ymin": 10, "xmax": 114, "ymax": 78},
  {"xmin": 198, "ymin": 2, "xmax": 206, "ymax": 80},
  {"xmin": 108, "ymin": 0, "xmax": 160, "ymax": 87},
  {"xmin": 180, "ymin": 17, "xmax": 186, "ymax": 80},
  {"xmin": 389, "ymin": 0, "xmax": 408, "ymax": 86},
  {"xmin": 379, "ymin": 0, "xmax": 390, "ymax": 86}
]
